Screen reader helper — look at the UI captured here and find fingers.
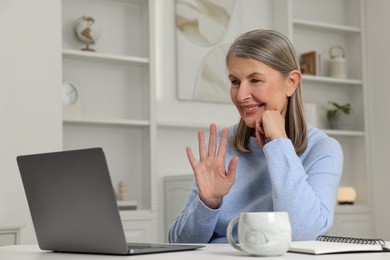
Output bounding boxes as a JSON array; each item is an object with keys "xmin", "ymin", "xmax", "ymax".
[
  {"xmin": 217, "ymin": 127, "xmax": 229, "ymax": 157},
  {"xmin": 186, "ymin": 146, "xmax": 198, "ymax": 170},
  {"xmin": 208, "ymin": 123, "xmax": 217, "ymax": 158},
  {"xmin": 194, "ymin": 123, "xmax": 228, "ymax": 163},
  {"xmin": 198, "ymin": 130, "xmax": 207, "ymax": 161},
  {"xmin": 227, "ymin": 156, "xmax": 238, "ymax": 180},
  {"xmin": 256, "ymin": 119, "xmax": 265, "ymax": 135},
  {"xmin": 255, "ymin": 119, "xmax": 265, "ymax": 147},
  {"xmin": 256, "ymin": 130, "xmax": 265, "ymax": 147},
  {"xmin": 260, "ymin": 110, "xmax": 287, "ymax": 141}
]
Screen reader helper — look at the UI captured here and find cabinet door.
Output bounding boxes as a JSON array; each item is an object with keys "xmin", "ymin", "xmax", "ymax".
[
  {"xmin": 164, "ymin": 175, "xmax": 194, "ymax": 236},
  {"xmin": 0, "ymin": 227, "xmax": 21, "ymax": 246},
  {"xmin": 122, "ymin": 220, "xmax": 153, "ymax": 243},
  {"xmin": 0, "ymin": 233, "xmax": 17, "ymax": 246}
]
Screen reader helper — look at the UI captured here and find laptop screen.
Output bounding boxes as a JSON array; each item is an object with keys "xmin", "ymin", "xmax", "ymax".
[
  {"xmin": 17, "ymin": 148, "xmax": 129, "ymax": 254},
  {"xmin": 17, "ymin": 147, "xmax": 204, "ymax": 255}
]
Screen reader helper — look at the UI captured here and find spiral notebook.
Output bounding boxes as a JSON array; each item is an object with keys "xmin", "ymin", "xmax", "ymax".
[{"xmin": 289, "ymin": 235, "xmax": 390, "ymax": 255}]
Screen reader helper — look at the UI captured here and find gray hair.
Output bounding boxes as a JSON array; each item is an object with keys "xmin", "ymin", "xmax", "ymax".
[{"xmin": 226, "ymin": 29, "xmax": 307, "ymax": 155}]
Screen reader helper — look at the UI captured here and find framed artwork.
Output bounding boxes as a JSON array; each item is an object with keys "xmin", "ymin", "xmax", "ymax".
[
  {"xmin": 175, "ymin": 0, "xmax": 235, "ymax": 103},
  {"xmin": 175, "ymin": 0, "xmax": 272, "ymax": 103}
]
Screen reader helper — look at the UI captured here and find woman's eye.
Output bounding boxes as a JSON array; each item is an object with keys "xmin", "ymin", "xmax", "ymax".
[
  {"xmin": 230, "ymin": 79, "xmax": 240, "ymax": 85},
  {"xmin": 251, "ymin": 78, "xmax": 261, "ymax": 83}
]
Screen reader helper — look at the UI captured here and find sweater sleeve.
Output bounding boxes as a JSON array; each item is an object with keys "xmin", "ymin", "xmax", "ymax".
[
  {"xmin": 168, "ymin": 182, "xmax": 221, "ymax": 243},
  {"xmin": 263, "ymin": 137, "xmax": 343, "ymax": 241}
]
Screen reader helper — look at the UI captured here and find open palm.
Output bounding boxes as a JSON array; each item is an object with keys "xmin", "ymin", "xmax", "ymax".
[{"xmin": 186, "ymin": 124, "xmax": 238, "ymax": 209}]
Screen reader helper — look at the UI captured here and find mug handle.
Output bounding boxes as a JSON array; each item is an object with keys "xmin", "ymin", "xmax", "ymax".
[{"xmin": 226, "ymin": 216, "xmax": 242, "ymax": 252}]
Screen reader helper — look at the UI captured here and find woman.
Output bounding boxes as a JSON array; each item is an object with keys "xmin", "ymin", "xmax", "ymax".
[{"xmin": 168, "ymin": 29, "xmax": 343, "ymax": 243}]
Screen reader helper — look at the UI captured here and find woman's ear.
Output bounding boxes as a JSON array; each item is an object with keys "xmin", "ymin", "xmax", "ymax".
[{"xmin": 286, "ymin": 69, "xmax": 301, "ymax": 97}]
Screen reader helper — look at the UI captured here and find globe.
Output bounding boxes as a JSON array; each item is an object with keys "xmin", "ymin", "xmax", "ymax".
[{"xmin": 74, "ymin": 16, "xmax": 101, "ymax": 52}]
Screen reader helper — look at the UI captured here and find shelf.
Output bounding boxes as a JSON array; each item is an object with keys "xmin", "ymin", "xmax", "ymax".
[
  {"xmin": 302, "ymin": 75, "xmax": 363, "ymax": 85},
  {"xmin": 158, "ymin": 121, "xmax": 210, "ymax": 130},
  {"xmin": 61, "ymin": 0, "xmax": 155, "ymax": 241},
  {"xmin": 157, "ymin": 121, "xmax": 232, "ymax": 130},
  {"xmin": 63, "ymin": 117, "xmax": 150, "ymax": 127},
  {"xmin": 62, "ymin": 49, "xmax": 149, "ymax": 65},
  {"xmin": 119, "ymin": 209, "xmax": 155, "ymax": 220},
  {"xmin": 323, "ymin": 129, "xmax": 365, "ymax": 137},
  {"xmin": 158, "ymin": 122, "xmax": 364, "ymax": 137},
  {"xmin": 293, "ymin": 19, "xmax": 361, "ymax": 34},
  {"xmin": 335, "ymin": 204, "xmax": 371, "ymax": 214},
  {"xmin": 117, "ymin": 200, "xmax": 138, "ymax": 211}
]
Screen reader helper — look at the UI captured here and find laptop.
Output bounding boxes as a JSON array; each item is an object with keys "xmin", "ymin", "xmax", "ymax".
[{"xmin": 17, "ymin": 147, "xmax": 203, "ymax": 255}]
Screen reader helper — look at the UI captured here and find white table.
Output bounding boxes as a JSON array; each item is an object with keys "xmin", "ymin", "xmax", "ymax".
[{"xmin": 1, "ymin": 244, "xmax": 390, "ymax": 259}]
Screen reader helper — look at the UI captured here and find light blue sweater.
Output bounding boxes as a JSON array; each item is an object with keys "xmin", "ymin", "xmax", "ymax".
[{"xmin": 168, "ymin": 125, "xmax": 343, "ymax": 243}]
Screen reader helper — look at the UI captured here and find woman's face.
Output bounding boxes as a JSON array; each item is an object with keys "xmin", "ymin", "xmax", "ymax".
[{"xmin": 228, "ymin": 56, "xmax": 297, "ymax": 129}]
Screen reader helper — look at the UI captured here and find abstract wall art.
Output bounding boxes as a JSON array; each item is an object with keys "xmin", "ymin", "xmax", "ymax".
[{"xmin": 175, "ymin": 0, "xmax": 235, "ymax": 103}]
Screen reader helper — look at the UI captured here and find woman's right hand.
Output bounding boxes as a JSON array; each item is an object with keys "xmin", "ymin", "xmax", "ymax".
[{"xmin": 186, "ymin": 123, "xmax": 238, "ymax": 209}]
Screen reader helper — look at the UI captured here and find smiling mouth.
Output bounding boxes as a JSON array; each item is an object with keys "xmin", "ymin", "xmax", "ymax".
[
  {"xmin": 244, "ymin": 106, "xmax": 259, "ymax": 111},
  {"xmin": 243, "ymin": 104, "xmax": 264, "ymax": 112}
]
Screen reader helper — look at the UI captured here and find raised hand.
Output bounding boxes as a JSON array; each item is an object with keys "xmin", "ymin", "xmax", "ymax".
[{"xmin": 186, "ymin": 123, "xmax": 238, "ymax": 209}]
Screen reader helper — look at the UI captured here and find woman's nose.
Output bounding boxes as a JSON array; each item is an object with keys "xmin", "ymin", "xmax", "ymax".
[{"xmin": 236, "ymin": 83, "xmax": 251, "ymax": 102}]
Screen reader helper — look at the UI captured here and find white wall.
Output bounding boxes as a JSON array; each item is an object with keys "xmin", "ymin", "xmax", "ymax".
[
  {"xmin": 0, "ymin": 0, "xmax": 62, "ymax": 243},
  {"xmin": 366, "ymin": 1, "xmax": 390, "ymax": 240}
]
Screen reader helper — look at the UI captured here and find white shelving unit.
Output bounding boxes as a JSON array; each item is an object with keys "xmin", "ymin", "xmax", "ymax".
[
  {"xmin": 61, "ymin": 0, "xmax": 157, "ymax": 242},
  {"xmin": 273, "ymin": 0, "xmax": 373, "ymax": 237}
]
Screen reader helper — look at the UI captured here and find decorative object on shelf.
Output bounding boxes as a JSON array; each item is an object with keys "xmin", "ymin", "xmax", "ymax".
[
  {"xmin": 117, "ymin": 180, "xmax": 128, "ymax": 201},
  {"xmin": 62, "ymin": 80, "xmax": 81, "ymax": 117},
  {"xmin": 329, "ymin": 45, "xmax": 346, "ymax": 78},
  {"xmin": 337, "ymin": 186, "xmax": 356, "ymax": 205},
  {"xmin": 327, "ymin": 102, "xmax": 351, "ymax": 130},
  {"xmin": 300, "ymin": 51, "xmax": 319, "ymax": 76},
  {"xmin": 74, "ymin": 16, "xmax": 101, "ymax": 52}
]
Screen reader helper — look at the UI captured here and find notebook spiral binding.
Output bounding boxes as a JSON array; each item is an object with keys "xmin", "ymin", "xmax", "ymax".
[{"xmin": 317, "ymin": 235, "xmax": 389, "ymax": 251}]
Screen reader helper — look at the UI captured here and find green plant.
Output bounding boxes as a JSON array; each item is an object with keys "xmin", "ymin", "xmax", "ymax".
[{"xmin": 327, "ymin": 102, "xmax": 351, "ymax": 120}]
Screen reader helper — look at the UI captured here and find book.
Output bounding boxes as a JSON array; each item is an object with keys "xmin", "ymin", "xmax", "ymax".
[
  {"xmin": 289, "ymin": 235, "xmax": 390, "ymax": 255},
  {"xmin": 300, "ymin": 51, "xmax": 321, "ymax": 76}
]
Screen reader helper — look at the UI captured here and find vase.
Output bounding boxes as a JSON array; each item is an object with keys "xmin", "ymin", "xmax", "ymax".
[{"xmin": 329, "ymin": 114, "xmax": 351, "ymax": 130}]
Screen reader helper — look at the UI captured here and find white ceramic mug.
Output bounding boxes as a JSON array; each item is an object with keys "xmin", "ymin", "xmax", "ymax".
[{"xmin": 226, "ymin": 212, "xmax": 292, "ymax": 256}]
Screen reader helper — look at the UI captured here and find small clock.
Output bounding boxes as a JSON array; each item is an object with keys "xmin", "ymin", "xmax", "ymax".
[
  {"xmin": 62, "ymin": 81, "xmax": 81, "ymax": 117},
  {"xmin": 62, "ymin": 81, "xmax": 79, "ymax": 106}
]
